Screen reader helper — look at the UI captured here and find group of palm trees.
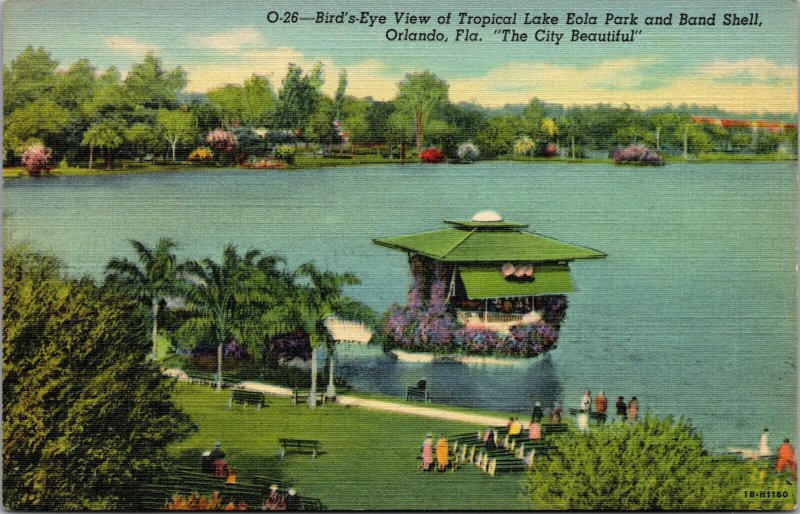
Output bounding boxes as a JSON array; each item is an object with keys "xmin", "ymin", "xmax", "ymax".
[{"xmin": 105, "ymin": 238, "xmax": 373, "ymax": 408}]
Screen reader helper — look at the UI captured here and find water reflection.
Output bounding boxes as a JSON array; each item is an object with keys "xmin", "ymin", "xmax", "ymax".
[{"xmin": 333, "ymin": 344, "xmax": 563, "ymax": 414}]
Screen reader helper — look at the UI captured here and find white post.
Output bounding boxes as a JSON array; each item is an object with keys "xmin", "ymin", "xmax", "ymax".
[{"xmin": 326, "ymin": 345, "xmax": 336, "ymax": 399}]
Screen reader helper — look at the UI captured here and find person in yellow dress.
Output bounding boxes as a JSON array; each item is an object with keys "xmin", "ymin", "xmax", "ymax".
[
  {"xmin": 436, "ymin": 434, "xmax": 449, "ymax": 472},
  {"xmin": 508, "ymin": 417, "xmax": 522, "ymax": 436}
]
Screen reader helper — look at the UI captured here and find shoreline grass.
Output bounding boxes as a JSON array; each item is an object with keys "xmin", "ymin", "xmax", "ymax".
[{"xmin": 4, "ymin": 152, "xmax": 795, "ymax": 179}]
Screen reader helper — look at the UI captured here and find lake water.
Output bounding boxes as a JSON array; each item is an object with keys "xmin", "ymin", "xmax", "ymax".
[{"xmin": 3, "ymin": 161, "xmax": 797, "ymax": 451}]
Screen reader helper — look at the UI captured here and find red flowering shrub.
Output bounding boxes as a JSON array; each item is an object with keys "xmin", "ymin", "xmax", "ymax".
[
  {"xmin": 21, "ymin": 144, "xmax": 52, "ymax": 176},
  {"xmin": 542, "ymin": 143, "xmax": 559, "ymax": 158},
  {"xmin": 612, "ymin": 145, "xmax": 665, "ymax": 166},
  {"xmin": 419, "ymin": 147, "xmax": 446, "ymax": 163}
]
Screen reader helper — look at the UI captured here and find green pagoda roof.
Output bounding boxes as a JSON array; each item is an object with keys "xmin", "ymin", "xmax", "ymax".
[{"xmin": 373, "ymin": 215, "xmax": 606, "ymax": 263}]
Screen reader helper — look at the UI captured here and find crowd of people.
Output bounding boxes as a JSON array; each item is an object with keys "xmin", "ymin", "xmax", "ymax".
[{"xmin": 195, "ymin": 442, "xmax": 304, "ymax": 511}]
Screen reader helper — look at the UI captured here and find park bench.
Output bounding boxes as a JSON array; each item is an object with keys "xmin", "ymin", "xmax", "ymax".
[
  {"xmin": 542, "ymin": 422, "xmax": 569, "ymax": 435},
  {"xmin": 227, "ymin": 389, "xmax": 268, "ymax": 410},
  {"xmin": 292, "ymin": 388, "xmax": 326, "ymax": 406},
  {"xmin": 568, "ymin": 408, "xmax": 607, "ymax": 423},
  {"xmin": 296, "ymin": 497, "xmax": 326, "ymax": 511},
  {"xmin": 405, "ymin": 386, "xmax": 431, "ymax": 402},
  {"xmin": 278, "ymin": 438, "xmax": 322, "ymax": 460}
]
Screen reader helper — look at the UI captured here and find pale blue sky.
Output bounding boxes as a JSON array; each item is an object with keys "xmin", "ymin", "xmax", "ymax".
[{"xmin": 3, "ymin": 0, "xmax": 797, "ymax": 112}]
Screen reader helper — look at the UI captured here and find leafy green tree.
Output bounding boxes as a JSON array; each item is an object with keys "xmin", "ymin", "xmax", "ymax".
[
  {"xmin": 364, "ymin": 100, "xmax": 395, "ymax": 145},
  {"xmin": 3, "ymin": 99, "xmax": 70, "ymax": 157},
  {"xmin": 3, "ymin": 46, "xmax": 58, "ymax": 115},
  {"xmin": 273, "ymin": 63, "xmax": 324, "ymax": 133},
  {"xmin": 474, "ymin": 115, "xmax": 525, "ymax": 158},
  {"xmin": 81, "ymin": 117, "xmax": 127, "ymax": 170},
  {"xmin": 123, "ymin": 53, "xmax": 186, "ymax": 110},
  {"xmin": 240, "ymin": 74, "xmax": 275, "ymax": 126},
  {"xmin": 305, "ymin": 98, "xmax": 340, "ymax": 154},
  {"xmin": 81, "ymin": 67, "xmax": 128, "ymax": 119},
  {"xmin": 157, "ymin": 108, "xmax": 197, "ymax": 161},
  {"xmin": 2, "ymin": 247, "xmax": 194, "ymax": 510},
  {"xmin": 521, "ymin": 98, "xmax": 546, "ymax": 140},
  {"xmin": 333, "ymin": 70, "xmax": 348, "ymax": 120},
  {"xmin": 394, "ymin": 71, "xmax": 449, "ymax": 152},
  {"xmin": 528, "ymin": 415, "xmax": 786, "ymax": 510},
  {"xmin": 126, "ymin": 122, "xmax": 162, "ymax": 161},
  {"xmin": 341, "ymin": 97, "xmax": 369, "ymax": 146},
  {"xmin": 53, "ymin": 58, "xmax": 96, "ymax": 110},
  {"xmin": 105, "ymin": 239, "xmax": 181, "ymax": 359}
]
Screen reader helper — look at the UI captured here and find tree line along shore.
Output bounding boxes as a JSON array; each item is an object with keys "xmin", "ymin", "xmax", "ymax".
[{"xmin": 4, "ymin": 46, "xmax": 796, "ymax": 177}]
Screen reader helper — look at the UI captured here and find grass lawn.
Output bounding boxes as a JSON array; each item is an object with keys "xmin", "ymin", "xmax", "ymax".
[{"xmin": 169, "ymin": 383, "xmax": 534, "ymax": 510}]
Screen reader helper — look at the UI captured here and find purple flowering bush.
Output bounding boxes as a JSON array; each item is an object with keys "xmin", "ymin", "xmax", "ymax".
[
  {"xmin": 383, "ymin": 261, "xmax": 568, "ymax": 357},
  {"xmin": 612, "ymin": 145, "xmax": 665, "ymax": 166}
]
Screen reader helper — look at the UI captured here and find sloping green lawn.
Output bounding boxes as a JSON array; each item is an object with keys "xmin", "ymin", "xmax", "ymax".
[{"xmin": 169, "ymin": 383, "xmax": 533, "ymax": 510}]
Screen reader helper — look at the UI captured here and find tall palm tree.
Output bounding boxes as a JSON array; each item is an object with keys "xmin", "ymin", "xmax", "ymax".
[
  {"xmin": 181, "ymin": 245, "xmax": 290, "ymax": 392},
  {"xmin": 105, "ymin": 238, "xmax": 180, "ymax": 359},
  {"xmin": 294, "ymin": 263, "xmax": 374, "ymax": 407}
]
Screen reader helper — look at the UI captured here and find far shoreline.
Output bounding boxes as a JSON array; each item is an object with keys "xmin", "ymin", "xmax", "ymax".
[{"xmin": 3, "ymin": 152, "xmax": 796, "ymax": 179}]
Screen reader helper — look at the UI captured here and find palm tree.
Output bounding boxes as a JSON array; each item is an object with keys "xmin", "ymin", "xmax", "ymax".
[
  {"xmin": 294, "ymin": 263, "xmax": 374, "ymax": 407},
  {"xmin": 105, "ymin": 239, "xmax": 180, "ymax": 359},
  {"xmin": 181, "ymin": 245, "xmax": 289, "ymax": 392}
]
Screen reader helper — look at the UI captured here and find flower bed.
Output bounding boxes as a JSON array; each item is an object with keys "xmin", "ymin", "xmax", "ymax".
[{"xmin": 612, "ymin": 144, "xmax": 665, "ymax": 165}]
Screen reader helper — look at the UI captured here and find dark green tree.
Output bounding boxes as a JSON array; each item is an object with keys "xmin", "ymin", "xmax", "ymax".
[
  {"xmin": 2, "ymin": 247, "xmax": 194, "ymax": 510},
  {"xmin": 528, "ymin": 415, "xmax": 787, "ymax": 510},
  {"xmin": 272, "ymin": 63, "xmax": 324, "ymax": 134},
  {"xmin": 3, "ymin": 46, "xmax": 58, "ymax": 115},
  {"xmin": 123, "ymin": 53, "xmax": 186, "ymax": 110}
]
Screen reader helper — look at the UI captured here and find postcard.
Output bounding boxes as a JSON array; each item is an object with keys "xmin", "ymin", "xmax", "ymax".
[{"xmin": 2, "ymin": 0, "xmax": 797, "ymax": 511}]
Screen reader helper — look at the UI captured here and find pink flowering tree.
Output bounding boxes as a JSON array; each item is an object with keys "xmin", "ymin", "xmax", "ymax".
[
  {"xmin": 205, "ymin": 130, "xmax": 238, "ymax": 163},
  {"xmin": 21, "ymin": 145, "xmax": 52, "ymax": 176}
]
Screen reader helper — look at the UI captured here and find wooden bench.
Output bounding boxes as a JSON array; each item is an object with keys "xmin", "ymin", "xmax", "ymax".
[
  {"xmin": 542, "ymin": 423, "xmax": 569, "ymax": 435},
  {"xmin": 292, "ymin": 388, "xmax": 326, "ymax": 406},
  {"xmin": 406, "ymin": 386, "xmax": 431, "ymax": 402},
  {"xmin": 278, "ymin": 438, "xmax": 322, "ymax": 460},
  {"xmin": 228, "ymin": 389, "xmax": 267, "ymax": 410},
  {"xmin": 568, "ymin": 408, "xmax": 607, "ymax": 423}
]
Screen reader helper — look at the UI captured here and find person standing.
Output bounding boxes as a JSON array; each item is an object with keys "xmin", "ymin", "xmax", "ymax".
[
  {"xmin": 551, "ymin": 402, "xmax": 562, "ymax": 424},
  {"xmin": 531, "ymin": 401, "xmax": 544, "ymax": 423},
  {"xmin": 595, "ymin": 391, "xmax": 607, "ymax": 418},
  {"xmin": 581, "ymin": 390, "xmax": 592, "ymax": 412},
  {"xmin": 776, "ymin": 439, "xmax": 796, "ymax": 478},
  {"xmin": 421, "ymin": 434, "xmax": 433, "ymax": 471},
  {"xmin": 627, "ymin": 396, "xmax": 639, "ymax": 422},
  {"xmin": 436, "ymin": 434, "xmax": 449, "ymax": 472},
  {"xmin": 616, "ymin": 396, "xmax": 627, "ymax": 420}
]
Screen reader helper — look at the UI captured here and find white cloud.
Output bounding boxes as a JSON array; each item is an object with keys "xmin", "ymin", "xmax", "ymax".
[
  {"xmin": 104, "ymin": 37, "xmax": 161, "ymax": 56},
  {"xmin": 182, "ymin": 29, "xmax": 797, "ymax": 113},
  {"xmin": 191, "ymin": 27, "xmax": 267, "ymax": 54},
  {"xmin": 698, "ymin": 58, "xmax": 795, "ymax": 83}
]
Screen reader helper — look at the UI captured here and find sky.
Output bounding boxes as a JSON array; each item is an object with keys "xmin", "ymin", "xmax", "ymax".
[{"xmin": 2, "ymin": 0, "xmax": 797, "ymax": 113}]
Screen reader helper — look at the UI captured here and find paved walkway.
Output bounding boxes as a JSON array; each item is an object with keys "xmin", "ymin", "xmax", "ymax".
[{"xmin": 165, "ymin": 369, "xmax": 510, "ymax": 427}]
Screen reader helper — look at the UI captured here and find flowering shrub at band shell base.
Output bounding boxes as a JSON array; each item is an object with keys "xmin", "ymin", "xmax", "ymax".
[{"xmin": 383, "ymin": 255, "xmax": 568, "ymax": 357}]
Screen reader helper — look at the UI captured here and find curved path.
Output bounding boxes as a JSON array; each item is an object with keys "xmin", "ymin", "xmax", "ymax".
[{"xmin": 165, "ymin": 369, "xmax": 511, "ymax": 427}]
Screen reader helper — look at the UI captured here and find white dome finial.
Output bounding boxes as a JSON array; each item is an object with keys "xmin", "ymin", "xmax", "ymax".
[{"xmin": 472, "ymin": 210, "xmax": 503, "ymax": 222}]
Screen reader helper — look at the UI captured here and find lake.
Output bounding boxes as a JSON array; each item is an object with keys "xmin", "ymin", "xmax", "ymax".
[{"xmin": 3, "ymin": 161, "xmax": 797, "ymax": 452}]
